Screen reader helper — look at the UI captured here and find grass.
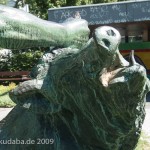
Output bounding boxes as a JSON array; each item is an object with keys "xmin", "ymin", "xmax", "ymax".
[
  {"xmin": 0, "ymin": 83, "xmax": 16, "ymax": 107},
  {"xmin": 135, "ymin": 132, "xmax": 150, "ymax": 150}
]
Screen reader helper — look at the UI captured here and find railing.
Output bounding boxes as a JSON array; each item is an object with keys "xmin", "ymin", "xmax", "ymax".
[{"xmin": 0, "ymin": 71, "xmax": 31, "ymax": 81}]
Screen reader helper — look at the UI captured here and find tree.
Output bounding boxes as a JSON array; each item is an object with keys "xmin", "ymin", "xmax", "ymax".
[
  {"xmin": 15, "ymin": 0, "xmax": 65, "ymax": 19},
  {"xmin": 15, "ymin": 0, "xmax": 124, "ymax": 20}
]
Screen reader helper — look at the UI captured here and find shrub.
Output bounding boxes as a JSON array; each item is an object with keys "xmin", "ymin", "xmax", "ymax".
[{"xmin": 0, "ymin": 48, "xmax": 46, "ymax": 71}]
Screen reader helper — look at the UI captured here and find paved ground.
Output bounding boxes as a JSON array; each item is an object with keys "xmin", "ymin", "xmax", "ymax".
[{"xmin": 0, "ymin": 107, "xmax": 13, "ymax": 121}]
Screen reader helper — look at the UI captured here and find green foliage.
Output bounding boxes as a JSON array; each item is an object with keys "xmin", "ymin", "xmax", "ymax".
[
  {"xmin": 0, "ymin": 49, "xmax": 45, "ymax": 71},
  {"xmin": 0, "ymin": 83, "xmax": 16, "ymax": 107},
  {"xmin": 0, "ymin": 0, "xmax": 7, "ymax": 4},
  {"xmin": 24, "ymin": 0, "xmax": 57, "ymax": 20},
  {"xmin": 15, "ymin": 0, "xmax": 65, "ymax": 19}
]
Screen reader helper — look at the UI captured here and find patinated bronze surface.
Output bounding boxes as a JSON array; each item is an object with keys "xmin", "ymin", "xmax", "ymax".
[{"xmin": 0, "ymin": 5, "xmax": 149, "ymax": 150}]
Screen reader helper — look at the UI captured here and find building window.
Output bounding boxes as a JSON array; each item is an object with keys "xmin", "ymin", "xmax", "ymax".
[{"xmin": 128, "ymin": 35, "xmax": 143, "ymax": 42}]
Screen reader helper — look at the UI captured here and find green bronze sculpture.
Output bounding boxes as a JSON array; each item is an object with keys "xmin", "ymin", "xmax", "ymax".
[
  {"xmin": 0, "ymin": 5, "xmax": 149, "ymax": 150},
  {"xmin": 0, "ymin": 5, "xmax": 89, "ymax": 50}
]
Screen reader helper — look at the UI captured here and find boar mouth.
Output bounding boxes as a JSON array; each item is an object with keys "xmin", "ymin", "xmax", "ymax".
[{"xmin": 99, "ymin": 50, "xmax": 137, "ymax": 87}]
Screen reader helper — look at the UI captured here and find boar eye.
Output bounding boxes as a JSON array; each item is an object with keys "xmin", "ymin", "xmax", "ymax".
[{"xmin": 106, "ymin": 29, "xmax": 116, "ymax": 36}]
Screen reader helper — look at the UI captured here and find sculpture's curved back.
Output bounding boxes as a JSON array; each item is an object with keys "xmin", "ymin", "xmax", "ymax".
[{"xmin": 0, "ymin": 5, "xmax": 89, "ymax": 50}]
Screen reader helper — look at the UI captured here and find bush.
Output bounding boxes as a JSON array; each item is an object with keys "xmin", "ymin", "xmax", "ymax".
[{"xmin": 0, "ymin": 48, "xmax": 46, "ymax": 71}]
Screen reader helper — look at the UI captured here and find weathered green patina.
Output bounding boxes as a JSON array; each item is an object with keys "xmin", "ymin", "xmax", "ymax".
[
  {"xmin": 0, "ymin": 5, "xmax": 149, "ymax": 150},
  {"xmin": 0, "ymin": 5, "xmax": 89, "ymax": 50}
]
